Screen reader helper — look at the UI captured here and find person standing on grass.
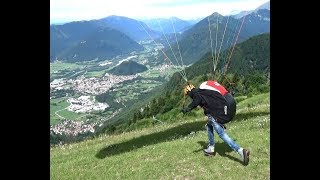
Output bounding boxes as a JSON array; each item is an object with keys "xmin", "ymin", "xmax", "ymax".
[{"xmin": 181, "ymin": 80, "xmax": 250, "ymax": 166}]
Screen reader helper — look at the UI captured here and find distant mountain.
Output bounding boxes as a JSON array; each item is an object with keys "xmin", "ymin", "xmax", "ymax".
[
  {"xmin": 157, "ymin": 10, "xmax": 270, "ymax": 66},
  {"xmin": 108, "ymin": 60, "xmax": 148, "ymax": 75},
  {"xmin": 142, "ymin": 17, "xmax": 192, "ymax": 34},
  {"xmin": 256, "ymin": 1, "xmax": 270, "ymax": 10},
  {"xmin": 231, "ymin": 11, "xmax": 253, "ymax": 19},
  {"xmin": 50, "ymin": 21, "xmax": 102, "ymax": 61},
  {"xmin": 51, "ymin": 27, "xmax": 144, "ymax": 62},
  {"xmin": 50, "ymin": 15, "xmax": 160, "ymax": 62},
  {"xmin": 241, "ymin": 9, "xmax": 270, "ymax": 35},
  {"xmin": 95, "ymin": 15, "xmax": 160, "ymax": 41},
  {"xmin": 231, "ymin": 1, "xmax": 270, "ymax": 19},
  {"xmin": 186, "ymin": 18, "xmax": 203, "ymax": 25}
]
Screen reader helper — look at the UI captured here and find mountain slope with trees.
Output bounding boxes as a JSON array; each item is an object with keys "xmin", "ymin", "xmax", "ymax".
[
  {"xmin": 157, "ymin": 9, "xmax": 270, "ymax": 66},
  {"xmin": 186, "ymin": 33, "xmax": 270, "ymax": 79},
  {"xmin": 50, "ymin": 21, "xmax": 101, "ymax": 61},
  {"xmin": 53, "ymin": 27, "xmax": 144, "ymax": 62},
  {"xmin": 50, "ymin": 16, "xmax": 157, "ymax": 62}
]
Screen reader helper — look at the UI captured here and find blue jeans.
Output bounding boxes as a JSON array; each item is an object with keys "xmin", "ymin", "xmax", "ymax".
[{"xmin": 207, "ymin": 114, "xmax": 240, "ymax": 152}]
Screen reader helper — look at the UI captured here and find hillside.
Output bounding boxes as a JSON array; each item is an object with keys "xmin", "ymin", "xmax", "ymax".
[
  {"xmin": 97, "ymin": 33, "xmax": 270, "ymax": 134},
  {"xmin": 187, "ymin": 33, "xmax": 270, "ymax": 79},
  {"xmin": 108, "ymin": 60, "xmax": 148, "ymax": 75},
  {"xmin": 50, "ymin": 93, "xmax": 270, "ymax": 179}
]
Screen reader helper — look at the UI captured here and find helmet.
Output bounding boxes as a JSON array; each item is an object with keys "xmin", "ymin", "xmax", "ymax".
[{"xmin": 184, "ymin": 83, "xmax": 195, "ymax": 95}]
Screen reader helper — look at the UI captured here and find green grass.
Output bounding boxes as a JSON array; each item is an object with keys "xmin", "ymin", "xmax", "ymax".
[
  {"xmin": 85, "ymin": 70, "xmax": 107, "ymax": 78},
  {"xmin": 50, "ymin": 98, "xmax": 68, "ymax": 112},
  {"xmin": 58, "ymin": 109, "xmax": 87, "ymax": 119},
  {"xmin": 50, "ymin": 97, "xmax": 87, "ymax": 125},
  {"xmin": 140, "ymin": 69, "xmax": 160, "ymax": 78},
  {"xmin": 140, "ymin": 66, "xmax": 183, "ymax": 79},
  {"xmin": 112, "ymin": 80, "xmax": 162, "ymax": 102},
  {"xmin": 50, "ymin": 92, "xmax": 270, "ymax": 179},
  {"xmin": 50, "ymin": 62, "xmax": 85, "ymax": 74},
  {"xmin": 50, "ymin": 98, "xmax": 69, "ymax": 125}
]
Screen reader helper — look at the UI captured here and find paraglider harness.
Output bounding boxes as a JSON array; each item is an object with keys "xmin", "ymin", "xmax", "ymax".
[{"xmin": 182, "ymin": 81, "xmax": 236, "ymax": 130}]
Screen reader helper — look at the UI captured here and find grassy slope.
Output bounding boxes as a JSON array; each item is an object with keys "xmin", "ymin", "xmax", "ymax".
[{"xmin": 50, "ymin": 93, "xmax": 270, "ymax": 179}]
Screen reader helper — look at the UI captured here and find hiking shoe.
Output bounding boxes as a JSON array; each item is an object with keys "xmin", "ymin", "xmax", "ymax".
[
  {"xmin": 243, "ymin": 149, "xmax": 250, "ymax": 166},
  {"xmin": 203, "ymin": 145, "xmax": 216, "ymax": 156}
]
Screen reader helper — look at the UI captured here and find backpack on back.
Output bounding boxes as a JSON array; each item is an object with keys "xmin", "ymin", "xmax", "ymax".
[{"xmin": 200, "ymin": 80, "xmax": 236, "ymax": 124}]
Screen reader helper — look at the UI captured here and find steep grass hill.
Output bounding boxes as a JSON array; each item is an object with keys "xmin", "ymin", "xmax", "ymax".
[{"xmin": 50, "ymin": 93, "xmax": 270, "ymax": 179}]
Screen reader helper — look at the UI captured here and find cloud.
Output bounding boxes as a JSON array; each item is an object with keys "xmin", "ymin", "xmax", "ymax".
[{"xmin": 50, "ymin": 0, "xmax": 269, "ymax": 23}]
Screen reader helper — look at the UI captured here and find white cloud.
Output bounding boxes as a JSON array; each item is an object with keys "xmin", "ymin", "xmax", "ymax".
[{"xmin": 50, "ymin": 0, "xmax": 269, "ymax": 23}]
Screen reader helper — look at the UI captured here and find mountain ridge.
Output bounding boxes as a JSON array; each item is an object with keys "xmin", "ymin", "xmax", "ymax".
[
  {"xmin": 50, "ymin": 16, "xmax": 157, "ymax": 62},
  {"xmin": 157, "ymin": 10, "xmax": 270, "ymax": 66},
  {"xmin": 51, "ymin": 27, "xmax": 144, "ymax": 62}
]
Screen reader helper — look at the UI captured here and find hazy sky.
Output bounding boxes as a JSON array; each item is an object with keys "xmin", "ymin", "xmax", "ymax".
[{"xmin": 50, "ymin": 0, "xmax": 269, "ymax": 24}]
